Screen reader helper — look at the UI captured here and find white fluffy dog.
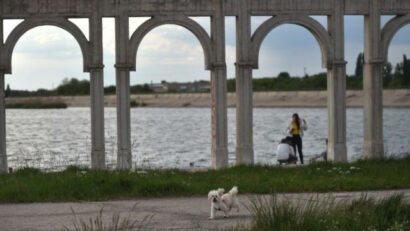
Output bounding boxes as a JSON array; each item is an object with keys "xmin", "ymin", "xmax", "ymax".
[{"xmin": 207, "ymin": 186, "xmax": 239, "ymax": 219}]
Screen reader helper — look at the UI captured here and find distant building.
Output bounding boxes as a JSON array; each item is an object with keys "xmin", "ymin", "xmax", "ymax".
[
  {"xmin": 151, "ymin": 80, "xmax": 210, "ymax": 93},
  {"xmin": 150, "ymin": 81, "xmax": 168, "ymax": 93}
]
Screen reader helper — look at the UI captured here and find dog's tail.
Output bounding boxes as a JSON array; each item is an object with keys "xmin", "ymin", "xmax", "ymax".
[{"xmin": 229, "ymin": 186, "xmax": 238, "ymax": 195}]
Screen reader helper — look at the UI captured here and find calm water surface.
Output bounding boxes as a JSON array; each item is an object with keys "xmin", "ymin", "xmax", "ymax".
[{"xmin": 6, "ymin": 107, "xmax": 410, "ymax": 171}]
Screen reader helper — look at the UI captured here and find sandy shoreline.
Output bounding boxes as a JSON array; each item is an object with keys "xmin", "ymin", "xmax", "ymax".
[{"xmin": 5, "ymin": 89, "xmax": 410, "ymax": 108}]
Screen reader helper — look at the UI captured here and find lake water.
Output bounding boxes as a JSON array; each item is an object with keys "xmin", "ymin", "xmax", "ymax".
[{"xmin": 5, "ymin": 107, "xmax": 410, "ymax": 171}]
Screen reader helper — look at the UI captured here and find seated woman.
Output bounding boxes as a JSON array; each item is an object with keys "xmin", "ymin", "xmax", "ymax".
[
  {"xmin": 276, "ymin": 137, "xmax": 297, "ymax": 165},
  {"xmin": 310, "ymin": 139, "xmax": 328, "ymax": 163}
]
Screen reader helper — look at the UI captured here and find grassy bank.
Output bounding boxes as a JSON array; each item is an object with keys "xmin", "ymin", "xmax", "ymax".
[
  {"xmin": 238, "ymin": 194, "xmax": 410, "ymax": 231},
  {"xmin": 6, "ymin": 101, "xmax": 67, "ymax": 109},
  {"xmin": 0, "ymin": 157, "xmax": 409, "ymax": 203}
]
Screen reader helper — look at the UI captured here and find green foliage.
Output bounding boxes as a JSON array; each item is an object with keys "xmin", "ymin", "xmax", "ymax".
[
  {"xmin": 346, "ymin": 75, "xmax": 363, "ymax": 90},
  {"xmin": 355, "ymin": 53, "xmax": 364, "ymax": 77},
  {"xmin": 57, "ymin": 78, "xmax": 90, "ymax": 96},
  {"xmin": 104, "ymin": 86, "xmax": 116, "ymax": 95},
  {"xmin": 5, "ymin": 84, "xmax": 11, "ymax": 98},
  {"xmin": 0, "ymin": 157, "xmax": 409, "ymax": 203},
  {"xmin": 229, "ymin": 72, "xmax": 328, "ymax": 92},
  {"xmin": 130, "ymin": 84, "xmax": 153, "ymax": 94}
]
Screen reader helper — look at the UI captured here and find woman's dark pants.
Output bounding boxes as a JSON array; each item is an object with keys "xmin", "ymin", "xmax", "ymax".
[{"xmin": 291, "ymin": 135, "xmax": 303, "ymax": 164}]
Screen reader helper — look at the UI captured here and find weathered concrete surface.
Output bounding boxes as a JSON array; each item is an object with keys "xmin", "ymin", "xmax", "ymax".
[
  {"xmin": 5, "ymin": 90, "xmax": 410, "ymax": 108},
  {"xmin": 0, "ymin": 189, "xmax": 409, "ymax": 231},
  {"xmin": 2, "ymin": 0, "xmax": 410, "ymax": 17}
]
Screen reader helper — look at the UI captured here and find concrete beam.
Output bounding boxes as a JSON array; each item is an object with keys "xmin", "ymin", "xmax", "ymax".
[{"xmin": 2, "ymin": 0, "xmax": 410, "ymax": 19}]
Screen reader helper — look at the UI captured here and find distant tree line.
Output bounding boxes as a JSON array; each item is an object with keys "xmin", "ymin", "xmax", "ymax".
[
  {"xmin": 5, "ymin": 53, "xmax": 410, "ymax": 97},
  {"xmin": 6, "ymin": 78, "xmax": 153, "ymax": 97},
  {"xmin": 352, "ymin": 52, "xmax": 410, "ymax": 89},
  {"xmin": 226, "ymin": 53, "xmax": 410, "ymax": 92}
]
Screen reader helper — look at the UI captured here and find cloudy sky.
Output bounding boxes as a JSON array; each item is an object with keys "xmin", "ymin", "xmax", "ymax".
[{"xmin": 3, "ymin": 16, "xmax": 410, "ymax": 90}]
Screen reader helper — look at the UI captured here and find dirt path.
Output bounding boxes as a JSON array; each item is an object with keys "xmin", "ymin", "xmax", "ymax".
[{"xmin": 0, "ymin": 189, "xmax": 409, "ymax": 231}]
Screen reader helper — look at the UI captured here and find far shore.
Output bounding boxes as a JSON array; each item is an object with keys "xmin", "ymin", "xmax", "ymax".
[{"xmin": 5, "ymin": 89, "xmax": 410, "ymax": 108}]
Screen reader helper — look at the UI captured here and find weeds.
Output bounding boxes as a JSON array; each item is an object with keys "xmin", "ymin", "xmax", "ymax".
[
  {"xmin": 243, "ymin": 194, "xmax": 410, "ymax": 231},
  {"xmin": 63, "ymin": 204, "xmax": 153, "ymax": 231}
]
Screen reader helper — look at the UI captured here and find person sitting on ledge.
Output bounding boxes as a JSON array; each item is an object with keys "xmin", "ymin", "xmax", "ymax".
[
  {"xmin": 276, "ymin": 137, "xmax": 297, "ymax": 165},
  {"xmin": 310, "ymin": 139, "xmax": 328, "ymax": 163}
]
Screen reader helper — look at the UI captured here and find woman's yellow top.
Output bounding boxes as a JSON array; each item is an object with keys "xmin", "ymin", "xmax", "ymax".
[{"xmin": 291, "ymin": 122, "xmax": 300, "ymax": 135}]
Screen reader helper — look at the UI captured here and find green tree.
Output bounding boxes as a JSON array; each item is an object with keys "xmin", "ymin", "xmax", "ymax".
[
  {"xmin": 394, "ymin": 63, "xmax": 403, "ymax": 77},
  {"xmin": 5, "ymin": 84, "xmax": 11, "ymax": 97},
  {"xmin": 56, "ymin": 78, "xmax": 90, "ymax": 95},
  {"xmin": 104, "ymin": 85, "xmax": 116, "ymax": 95},
  {"xmin": 355, "ymin": 53, "xmax": 364, "ymax": 77},
  {"xmin": 277, "ymin": 72, "xmax": 290, "ymax": 79},
  {"xmin": 383, "ymin": 62, "xmax": 393, "ymax": 87},
  {"xmin": 403, "ymin": 55, "xmax": 410, "ymax": 86}
]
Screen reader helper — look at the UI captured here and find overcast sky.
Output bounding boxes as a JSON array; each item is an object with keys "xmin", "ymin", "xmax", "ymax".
[{"xmin": 3, "ymin": 16, "xmax": 410, "ymax": 90}]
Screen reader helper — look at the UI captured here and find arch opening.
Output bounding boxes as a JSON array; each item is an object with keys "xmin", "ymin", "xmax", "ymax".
[
  {"xmin": 128, "ymin": 16, "xmax": 214, "ymax": 71},
  {"xmin": 6, "ymin": 26, "xmax": 91, "ymax": 171},
  {"xmin": 3, "ymin": 17, "xmax": 90, "ymax": 74},
  {"xmin": 381, "ymin": 18, "xmax": 410, "ymax": 158},
  {"xmin": 250, "ymin": 21, "xmax": 328, "ymax": 166},
  {"xmin": 128, "ymin": 23, "xmax": 212, "ymax": 169},
  {"xmin": 250, "ymin": 15, "xmax": 332, "ymax": 69}
]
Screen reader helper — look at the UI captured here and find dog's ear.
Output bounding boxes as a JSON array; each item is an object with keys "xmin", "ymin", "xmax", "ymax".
[
  {"xmin": 208, "ymin": 191, "xmax": 213, "ymax": 200},
  {"xmin": 217, "ymin": 188, "xmax": 225, "ymax": 195}
]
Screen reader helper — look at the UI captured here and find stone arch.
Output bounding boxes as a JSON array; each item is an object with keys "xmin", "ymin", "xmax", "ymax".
[
  {"xmin": 250, "ymin": 15, "xmax": 333, "ymax": 69},
  {"xmin": 2, "ymin": 16, "xmax": 90, "ymax": 74},
  {"xmin": 381, "ymin": 14, "xmax": 410, "ymax": 62},
  {"xmin": 128, "ymin": 15, "xmax": 214, "ymax": 71}
]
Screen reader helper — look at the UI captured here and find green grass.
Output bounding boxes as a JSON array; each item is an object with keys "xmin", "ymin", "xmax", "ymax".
[
  {"xmin": 237, "ymin": 194, "xmax": 410, "ymax": 231},
  {"xmin": 0, "ymin": 157, "xmax": 409, "ymax": 203},
  {"xmin": 6, "ymin": 101, "xmax": 68, "ymax": 109}
]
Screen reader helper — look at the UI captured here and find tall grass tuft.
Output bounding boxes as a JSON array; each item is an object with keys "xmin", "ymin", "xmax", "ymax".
[
  {"xmin": 245, "ymin": 194, "xmax": 410, "ymax": 231},
  {"xmin": 63, "ymin": 204, "xmax": 153, "ymax": 231}
]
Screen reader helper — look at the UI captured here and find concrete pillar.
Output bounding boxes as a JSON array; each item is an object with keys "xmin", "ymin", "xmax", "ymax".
[
  {"xmin": 326, "ymin": 1, "xmax": 347, "ymax": 162},
  {"xmin": 89, "ymin": 67, "xmax": 105, "ymax": 169},
  {"xmin": 89, "ymin": 10, "xmax": 105, "ymax": 169},
  {"xmin": 210, "ymin": 0, "xmax": 228, "ymax": 169},
  {"xmin": 235, "ymin": 0, "xmax": 254, "ymax": 165},
  {"xmin": 0, "ymin": 70, "xmax": 7, "ymax": 173},
  {"xmin": 0, "ymin": 18, "xmax": 7, "ymax": 173},
  {"xmin": 115, "ymin": 14, "xmax": 132, "ymax": 170},
  {"xmin": 363, "ymin": 1, "xmax": 384, "ymax": 159}
]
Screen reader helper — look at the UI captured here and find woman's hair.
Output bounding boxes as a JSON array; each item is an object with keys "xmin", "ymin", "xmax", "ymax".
[{"xmin": 292, "ymin": 113, "xmax": 300, "ymax": 129}]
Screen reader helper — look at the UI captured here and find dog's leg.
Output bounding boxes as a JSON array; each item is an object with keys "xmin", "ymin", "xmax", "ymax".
[
  {"xmin": 233, "ymin": 198, "xmax": 240, "ymax": 212},
  {"xmin": 209, "ymin": 204, "xmax": 215, "ymax": 219}
]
